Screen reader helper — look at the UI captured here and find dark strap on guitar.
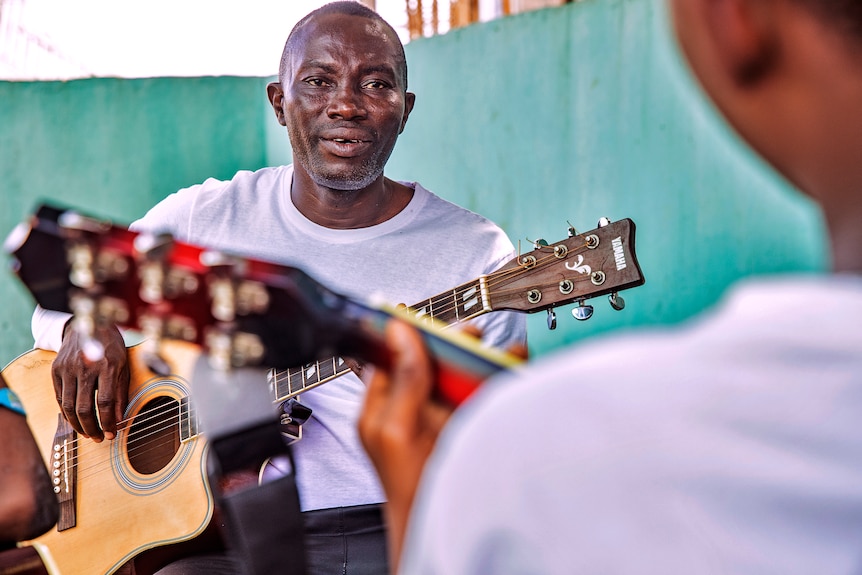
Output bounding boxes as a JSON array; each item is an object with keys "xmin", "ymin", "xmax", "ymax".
[
  {"xmin": 192, "ymin": 359, "xmax": 306, "ymax": 575},
  {"xmin": 213, "ymin": 443, "xmax": 305, "ymax": 575},
  {"xmin": 0, "ymin": 546, "xmax": 49, "ymax": 575}
]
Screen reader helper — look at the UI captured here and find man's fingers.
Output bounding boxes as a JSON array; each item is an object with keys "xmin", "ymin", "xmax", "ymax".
[
  {"xmin": 359, "ymin": 320, "xmax": 434, "ymax": 449},
  {"xmin": 56, "ymin": 373, "xmax": 84, "ymax": 436},
  {"xmin": 114, "ymin": 363, "xmax": 130, "ymax": 438},
  {"xmin": 508, "ymin": 341, "xmax": 529, "ymax": 360},
  {"xmin": 386, "ymin": 320, "xmax": 434, "ymax": 404},
  {"xmin": 97, "ymin": 368, "xmax": 117, "ymax": 440},
  {"xmin": 75, "ymin": 377, "xmax": 103, "ymax": 442},
  {"xmin": 458, "ymin": 324, "xmax": 482, "ymax": 339}
]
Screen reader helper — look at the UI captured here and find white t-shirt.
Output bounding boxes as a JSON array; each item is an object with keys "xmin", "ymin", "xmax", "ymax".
[
  {"xmin": 32, "ymin": 164, "xmax": 527, "ymax": 512},
  {"xmin": 402, "ymin": 275, "xmax": 862, "ymax": 574}
]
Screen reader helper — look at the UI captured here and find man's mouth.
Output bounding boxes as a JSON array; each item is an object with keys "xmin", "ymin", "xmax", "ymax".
[{"xmin": 321, "ymin": 136, "xmax": 372, "ymax": 158}]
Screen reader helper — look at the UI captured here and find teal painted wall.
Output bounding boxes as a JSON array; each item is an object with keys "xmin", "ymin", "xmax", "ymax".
[
  {"xmin": 1, "ymin": 77, "xmax": 271, "ymax": 362},
  {"xmin": 385, "ymin": 0, "xmax": 826, "ymax": 354},
  {"xmin": 0, "ymin": 0, "xmax": 826, "ymax": 365}
]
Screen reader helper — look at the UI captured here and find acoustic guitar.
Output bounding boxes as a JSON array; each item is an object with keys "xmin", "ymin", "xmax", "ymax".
[{"xmin": 2, "ymin": 204, "xmax": 645, "ymax": 574}]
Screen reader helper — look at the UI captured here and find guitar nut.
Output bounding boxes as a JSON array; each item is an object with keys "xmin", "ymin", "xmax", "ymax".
[
  {"xmin": 585, "ymin": 234, "xmax": 599, "ymax": 249},
  {"xmin": 591, "ymin": 271, "xmax": 606, "ymax": 286},
  {"xmin": 527, "ymin": 289, "xmax": 542, "ymax": 304},
  {"xmin": 559, "ymin": 280, "xmax": 574, "ymax": 295},
  {"xmin": 520, "ymin": 255, "xmax": 537, "ymax": 269},
  {"xmin": 554, "ymin": 245, "xmax": 568, "ymax": 259}
]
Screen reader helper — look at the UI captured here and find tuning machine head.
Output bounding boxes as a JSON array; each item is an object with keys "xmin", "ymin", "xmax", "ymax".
[
  {"xmin": 547, "ymin": 308, "xmax": 557, "ymax": 330},
  {"xmin": 571, "ymin": 301, "xmax": 594, "ymax": 321},
  {"xmin": 609, "ymin": 292, "xmax": 625, "ymax": 311}
]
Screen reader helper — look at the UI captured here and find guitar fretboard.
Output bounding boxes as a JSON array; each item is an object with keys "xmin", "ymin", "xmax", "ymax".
[{"xmin": 269, "ymin": 277, "xmax": 491, "ymax": 403}]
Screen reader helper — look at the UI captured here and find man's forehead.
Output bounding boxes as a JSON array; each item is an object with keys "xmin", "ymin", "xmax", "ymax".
[
  {"xmin": 292, "ymin": 13, "xmax": 398, "ymax": 58},
  {"xmin": 286, "ymin": 15, "xmax": 401, "ymax": 78}
]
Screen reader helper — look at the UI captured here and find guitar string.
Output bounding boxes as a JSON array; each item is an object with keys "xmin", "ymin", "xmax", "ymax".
[
  {"xmin": 53, "ymin": 403, "xmax": 190, "ymax": 480},
  {"xmin": 270, "ymin": 240, "xmax": 593, "ymax": 395}
]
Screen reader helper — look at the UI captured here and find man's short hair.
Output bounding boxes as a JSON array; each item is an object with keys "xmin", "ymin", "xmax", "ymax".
[{"xmin": 278, "ymin": 1, "xmax": 408, "ymax": 90}]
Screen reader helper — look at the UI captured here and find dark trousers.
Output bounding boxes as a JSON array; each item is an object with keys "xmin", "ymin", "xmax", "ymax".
[{"xmin": 154, "ymin": 503, "xmax": 389, "ymax": 575}]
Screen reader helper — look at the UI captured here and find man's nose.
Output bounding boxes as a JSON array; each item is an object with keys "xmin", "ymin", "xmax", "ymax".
[{"xmin": 326, "ymin": 85, "xmax": 367, "ymax": 120}]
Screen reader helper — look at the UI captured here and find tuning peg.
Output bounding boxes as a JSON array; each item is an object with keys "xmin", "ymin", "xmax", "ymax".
[
  {"xmin": 572, "ymin": 302, "xmax": 594, "ymax": 321},
  {"xmin": 609, "ymin": 292, "xmax": 625, "ymax": 311},
  {"xmin": 566, "ymin": 221, "xmax": 578, "ymax": 237},
  {"xmin": 547, "ymin": 309, "xmax": 557, "ymax": 330},
  {"xmin": 597, "ymin": 217, "xmax": 611, "ymax": 228},
  {"xmin": 57, "ymin": 210, "xmax": 110, "ymax": 234},
  {"xmin": 528, "ymin": 238, "xmax": 549, "ymax": 249}
]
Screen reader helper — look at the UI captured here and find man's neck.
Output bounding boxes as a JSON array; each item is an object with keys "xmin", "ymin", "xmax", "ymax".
[{"xmin": 290, "ymin": 167, "xmax": 414, "ymax": 229}]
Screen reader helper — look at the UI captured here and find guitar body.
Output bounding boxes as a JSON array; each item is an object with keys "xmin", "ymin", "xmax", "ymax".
[{"xmin": 2, "ymin": 342, "xmax": 213, "ymax": 575}]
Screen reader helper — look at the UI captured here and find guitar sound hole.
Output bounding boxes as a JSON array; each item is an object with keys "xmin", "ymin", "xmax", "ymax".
[{"xmin": 127, "ymin": 396, "xmax": 181, "ymax": 475}]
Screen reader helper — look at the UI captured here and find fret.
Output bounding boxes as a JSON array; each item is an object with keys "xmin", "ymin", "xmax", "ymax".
[
  {"xmin": 316, "ymin": 357, "xmax": 338, "ymax": 381},
  {"xmin": 416, "ymin": 278, "xmax": 490, "ymax": 325},
  {"xmin": 291, "ymin": 367, "xmax": 305, "ymax": 394},
  {"xmin": 302, "ymin": 362, "xmax": 319, "ymax": 389},
  {"xmin": 272, "ymin": 365, "xmax": 303, "ymax": 398},
  {"xmin": 413, "ymin": 299, "xmax": 434, "ymax": 323}
]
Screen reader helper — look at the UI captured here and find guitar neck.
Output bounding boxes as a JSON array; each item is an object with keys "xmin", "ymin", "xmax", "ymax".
[{"xmin": 268, "ymin": 276, "xmax": 492, "ymax": 403}]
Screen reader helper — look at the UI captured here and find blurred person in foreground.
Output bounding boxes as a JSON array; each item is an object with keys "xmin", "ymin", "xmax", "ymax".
[
  {"xmin": 359, "ymin": 0, "xmax": 862, "ymax": 572},
  {"xmin": 0, "ymin": 371, "xmax": 57, "ymax": 547}
]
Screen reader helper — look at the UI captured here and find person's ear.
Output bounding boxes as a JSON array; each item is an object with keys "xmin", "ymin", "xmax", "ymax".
[
  {"xmin": 267, "ymin": 82, "xmax": 287, "ymax": 127},
  {"xmin": 706, "ymin": 0, "xmax": 780, "ymax": 87},
  {"xmin": 399, "ymin": 92, "xmax": 416, "ymax": 134}
]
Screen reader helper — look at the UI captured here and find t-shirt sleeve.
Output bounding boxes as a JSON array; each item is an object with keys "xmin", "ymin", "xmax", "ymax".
[{"xmin": 31, "ymin": 305, "xmax": 71, "ymax": 352}]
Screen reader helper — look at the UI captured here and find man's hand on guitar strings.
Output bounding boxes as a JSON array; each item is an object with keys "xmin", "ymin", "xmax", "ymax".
[{"xmin": 52, "ymin": 322, "xmax": 130, "ymax": 442}]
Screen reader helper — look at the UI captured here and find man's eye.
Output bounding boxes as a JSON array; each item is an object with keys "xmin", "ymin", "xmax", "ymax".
[
  {"xmin": 363, "ymin": 81, "xmax": 388, "ymax": 90},
  {"xmin": 306, "ymin": 78, "xmax": 328, "ymax": 87}
]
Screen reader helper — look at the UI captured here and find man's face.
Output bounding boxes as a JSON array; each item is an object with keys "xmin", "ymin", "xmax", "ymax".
[{"xmin": 274, "ymin": 13, "xmax": 415, "ymax": 191}]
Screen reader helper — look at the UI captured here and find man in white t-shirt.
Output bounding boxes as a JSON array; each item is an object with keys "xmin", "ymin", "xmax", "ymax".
[
  {"xmin": 31, "ymin": 2, "xmax": 526, "ymax": 574},
  {"xmin": 358, "ymin": 0, "xmax": 862, "ymax": 573}
]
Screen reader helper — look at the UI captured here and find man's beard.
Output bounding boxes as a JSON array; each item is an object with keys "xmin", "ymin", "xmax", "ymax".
[
  {"xmin": 289, "ymin": 128, "xmax": 393, "ymax": 191},
  {"xmin": 303, "ymin": 153, "xmax": 384, "ymax": 191}
]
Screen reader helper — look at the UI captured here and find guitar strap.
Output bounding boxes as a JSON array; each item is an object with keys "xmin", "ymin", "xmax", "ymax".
[
  {"xmin": 0, "ymin": 546, "xmax": 49, "ymax": 575},
  {"xmin": 213, "ymin": 442, "xmax": 305, "ymax": 575},
  {"xmin": 191, "ymin": 359, "xmax": 306, "ymax": 575}
]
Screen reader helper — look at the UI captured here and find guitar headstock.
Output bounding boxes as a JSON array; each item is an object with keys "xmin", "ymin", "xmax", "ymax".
[
  {"xmin": 5, "ymin": 204, "xmax": 381, "ymax": 371},
  {"xmin": 488, "ymin": 218, "xmax": 644, "ymax": 323}
]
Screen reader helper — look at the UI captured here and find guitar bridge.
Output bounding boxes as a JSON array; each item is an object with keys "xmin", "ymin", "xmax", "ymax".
[{"xmin": 51, "ymin": 414, "xmax": 78, "ymax": 531}]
